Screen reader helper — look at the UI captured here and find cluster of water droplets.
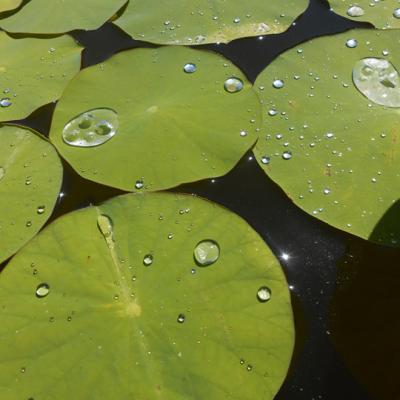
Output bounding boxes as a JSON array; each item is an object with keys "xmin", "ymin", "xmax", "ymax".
[{"xmin": 62, "ymin": 108, "xmax": 119, "ymax": 147}]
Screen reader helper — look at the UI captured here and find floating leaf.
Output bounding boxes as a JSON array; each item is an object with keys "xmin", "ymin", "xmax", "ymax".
[
  {"xmin": 0, "ymin": 125, "xmax": 62, "ymax": 263},
  {"xmin": 49, "ymin": 46, "xmax": 260, "ymax": 191},
  {"xmin": 0, "ymin": 0, "xmax": 22, "ymax": 13},
  {"xmin": 254, "ymin": 29, "xmax": 400, "ymax": 246},
  {"xmin": 0, "ymin": 32, "xmax": 81, "ymax": 121},
  {"xmin": 0, "ymin": 192, "xmax": 294, "ymax": 399},
  {"xmin": 329, "ymin": 0, "xmax": 400, "ymax": 29},
  {"xmin": 0, "ymin": 0, "xmax": 127, "ymax": 34},
  {"xmin": 114, "ymin": 0, "xmax": 308, "ymax": 45}
]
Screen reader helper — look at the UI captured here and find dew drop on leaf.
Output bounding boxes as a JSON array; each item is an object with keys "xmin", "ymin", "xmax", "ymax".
[
  {"xmin": 224, "ymin": 77, "xmax": 243, "ymax": 93},
  {"xmin": 194, "ymin": 240, "xmax": 220, "ymax": 266},
  {"xmin": 35, "ymin": 283, "xmax": 50, "ymax": 298},
  {"xmin": 183, "ymin": 63, "xmax": 196, "ymax": 73},
  {"xmin": 143, "ymin": 254, "xmax": 153, "ymax": 266},
  {"xmin": 257, "ymin": 286, "xmax": 271, "ymax": 302}
]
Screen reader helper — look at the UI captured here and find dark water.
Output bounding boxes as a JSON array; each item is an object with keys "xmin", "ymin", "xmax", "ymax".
[{"xmin": 5, "ymin": 1, "xmax": 400, "ymax": 399}]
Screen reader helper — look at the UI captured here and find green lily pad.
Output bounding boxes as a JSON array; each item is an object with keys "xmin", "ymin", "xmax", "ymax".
[
  {"xmin": 0, "ymin": 0, "xmax": 22, "ymax": 13},
  {"xmin": 0, "ymin": 125, "xmax": 62, "ymax": 263},
  {"xmin": 0, "ymin": 32, "xmax": 81, "ymax": 122},
  {"xmin": 0, "ymin": 0, "xmax": 127, "ymax": 34},
  {"xmin": 0, "ymin": 192, "xmax": 294, "ymax": 399},
  {"xmin": 254, "ymin": 29, "xmax": 400, "ymax": 246},
  {"xmin": 329, "ymin": 0, "xmax": 400, "ymax": 29},
  {"xmin": 49, "ymin": 46, "xmax": 260, "ymax": 192},
  {"xmin": 114, "ymin": 0, "xmax": 308, "ymax": 45}
]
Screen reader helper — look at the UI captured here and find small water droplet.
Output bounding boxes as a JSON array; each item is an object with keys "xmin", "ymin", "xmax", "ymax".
[
  {"xmin": 135, "ymin": 179, "xmax": 144, "ymax": 189},
  {"xmin": 323, "ymin": 188, "xmax": 331, "ymax": 195},
  {"xmin": 347, "ymin": 5, "xmax": 364, "ymax": 17},
  {"xmin": 346, "ymin": 39, "xmax": 358, "ymax": 48},
  {"xmin": 268, "ymin": 109, "xmax": 278, "ymax": 116},
  {"xmin": 26, "ymin": 220, "xmax": 32, "ymax": 227},
  {"xmin": 261, "ymin": 156, "xmax": 270, "ymax": 165},
  {"xmin": 272, "ymin": 79, "xmax": 284, "ymax": 89},
  {"xmin": 37, "ymin": 205, "xmax": 45, "ymax": 215},
  {"xmin": 20, "ymin": 367, "xmax": 26, "ymax": 373},
  {"xmin": 282, "ymin": 151, "xmax": 292, "ymax": 160},
  {"xmin": 393, "ymin": 8, "xmax": 400, "ymax": 18},
  {"xmin": 257, "ymin": 286, "xmax": 271, "ymax": 302},
  {"xmin": 0, "ymin": 98, "xmax": 12, "ymax": 107},
  {"xmin": 224, "ymin": 77, "xmax": 243, "ymax": 93},
  {"xmin": 239, "ymin": 130, "xmax": 248, "ymax": 137},
  {"xmin": 246, "ymin": 364, "xmax": 253, "ymax": 371},
  {"xmin": 353, "ymin": 58, "xmax": 400, "ymax": 107},
  {"xmin": 194, "ymin": 240, "xmax": 220, "ymax": 266},
  {"xmin": 233, "ymin": 17, "xmax": 241, "ymax": 23},
  {"xmin": 143, "ymin": 254, "xmax": 153, "ymax": 266},
  {"xmin": 177, "ymin": 314, "xmax": 185, "ymax": 323},
  {"xmin": 326, "ymin": 132, "xmax": 334, "ymax": 139},
  {"xmin": 183, "ymin": 63, "xmax": 196, "ymax": 73},
  {"xmin": 35, "ymin": 283, "xmax": 50, "ymax": 298},
  {"xmin": 240, "ymin": 358, "xmax": 245, "ymax": 365},
  {"xmin": 62, "ymin": 108, "xmax": 118, "ymax": 147}
]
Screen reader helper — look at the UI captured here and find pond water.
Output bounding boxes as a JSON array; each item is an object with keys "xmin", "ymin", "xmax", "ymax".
[{"xmin": 2, "ymin": 1, "xmax": 399, "ymax": 399}]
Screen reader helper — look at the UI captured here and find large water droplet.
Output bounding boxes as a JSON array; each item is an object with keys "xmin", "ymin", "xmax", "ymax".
[
  {"xmin": 353, "ymin": 58, "xmax": 400, "ymax": 107},
  {"xmin": 257, "ymin": 286, "xmax": 271, "ymax": 302},
  {"xmin": 183, "ymin": 63, "xmax": 196, "ymax": 73},
  {"xmin": 347, "ymin": 5, "xmax": 364, "ymax": 17},
  {"xmin": 194, "ymin": 240, "xmax": 220, "ymax": 266},
  {"xmin": 394, "ymin": 8, "xmax": 400, "ymax": 18},
  {"xmin": 97, "ymin": 214, "xmax": 113, "ymax": 238},
  {"xmin": 62, "ymin": 108, "xmax": 118, "ymax": 147},
  {"xmin": 272, "ymin": 79, "xmax": 284, "ymax": 89},
  {"xmin": 36, "ymin": 283, "xmax": 50, "ymax": 298},
  {"xmin": 224, "ymin": 78, "xmax": 243, "ymax": 93}
]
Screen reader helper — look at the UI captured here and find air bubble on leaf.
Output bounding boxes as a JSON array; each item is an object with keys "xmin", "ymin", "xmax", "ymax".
[
  {"xmin": 35, "ymin": 283, "xmax": 50, "ymax": 298},
  {"xmin": 257, "ymin": 286, "xmax": 271, "ymax": 302},
  {"xmin": 62, "ymin": 108, "xmax": 118, "ymax": 147},
  {"xmin": 224, "ymin": 77, "xmax": 243, "ymax": 93},
  {"xmin": 194, "ymin": 240, "xmax": 220, "ymax": 266},
  {"xmin": 353, "ymin": 58, "xmax": 400, "ymax": 107}
]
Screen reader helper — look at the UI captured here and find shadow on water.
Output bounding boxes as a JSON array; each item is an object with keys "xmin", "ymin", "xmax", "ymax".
[{"xmin": 329, "ymin": 232, "xmax": 400, "ymax": 400}]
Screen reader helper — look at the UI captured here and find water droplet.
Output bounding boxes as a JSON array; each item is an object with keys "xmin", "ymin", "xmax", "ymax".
[
  {"xmin": 20, "ymin": 367, "xmax": 26, "ymax": 373},
  {"xmin": 25, "ymin": 176, "xmax": 32, "ymax": 185},
  {"xmin": 353, "ymin": 58, "xmax": 400, "ymax": 107},
  {"xmin": 233, "ymin": 17, "xmax": 241, "ymax": 23},
  {"xmin": 272, "ymin": 79, "xmax": 284, "ymax": 89},
  {"xmin": 347, "ymin": 5, "xmax": 364, "ymax": 17},
  {"xmin": 261, "ymin": 156, "xmax": 270, "ymax": 165},
  {"xmin": 135, "ymin": 179, "xmax": 144, "ymax": 189},
  {"xmin": 37, "ymin": 205, "xmax": 45, "ymax": 215},
  {"xmin": 240, "ymin": 358, "xmax": 245, "ymax": 365},
  {"xmin": 346, "ymin": 39, "xmax": 358, "ymax": 48},
  {"xmin": 35, "ymin": 283, "xmax": 50, "ymax": 298},
  {"xmin": 62, "ymin": 108, "xmax": 118, "ymax": 147},
  {"xmin": 177, "ymin": 313, "xmax": 185, "ymax": 323},
  {"xmin": 0, "ymin": 98, "xmax": 11, "ymax": 107},
  {"xmin": 246, "ymin": 364, "xmax": 253, "ymax": 371},
  {"xmin": 224, "ymin": 77, "xmax": 244, "ymax": 93},
  {"xmin": 194, "ymin": 240, "xmax": 220, "ymax": 266},
  {"xmin": 323, "ymin": 188, "xmax": 331, "ymax": 195},
  {"xmin": 143, "ymin": 254, "xmax": 153, "ymax": 266},
  {"xmin": 97, "ymin": 214, "xmax": 113, "ymax": 238},
  {"xmin": 326, "ymin": 132, "xmax": 334, "ymax": 139},
  {"xmin": 239, "ymin": 130, "xmax": 248, "ymax": 137},
  {"xmin": 393, "ymin": 8, "xmax": 400, "ymax": 18},
  {"xmin": 183, "ymin": 63, "xmax": 196, "ymax": 73},
  {"xmin": 268, "ymin": 109, "xmax": 278, "ymax": 116},
  {"xmin": 282, "ymin": 151, "xmax": 292, "ymax": 160},
  {"xmin": 26, "ymin": 221, "xmax": 32, "ymax": 227},
  {"xmin": 257, "ymin": 286, "xmax": 271, "ymax": 302},
  {"xmin": 0, "ymin": 167, "xmax": 5, "ymax": 181}
]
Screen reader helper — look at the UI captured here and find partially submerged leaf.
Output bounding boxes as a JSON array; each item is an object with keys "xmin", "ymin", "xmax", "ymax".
[
  {"xmin": 330, "ymin": 0, "xmax": 400, "ymax": 29},
  {"xmin": 49, "ymin": 46, "xmax": 260, "ymax": 191},
  {"xmin": 0, "ymin": 0, "xmax": 127, "ymax": 34},
  {"xmin": 114, "ymin": 0, "xmax": 308, "ymax": 45},
  {"xmin": 254, "ymin": 29, "xmax": 400, "ymax": 246},
  {"xmin": 0, "ymin": 192, "xmax": 294, "ymax": 399},
  {"xmin": 0, "ymin": 32, "xmax": 81, "ymax": 121},
  {"xmin": 0, "ymin": 0, "xmax": 22, "ymax": 13},
  {"xmin": 0, "ymin": 125, "xmax": 62, "ymax": 263}
]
